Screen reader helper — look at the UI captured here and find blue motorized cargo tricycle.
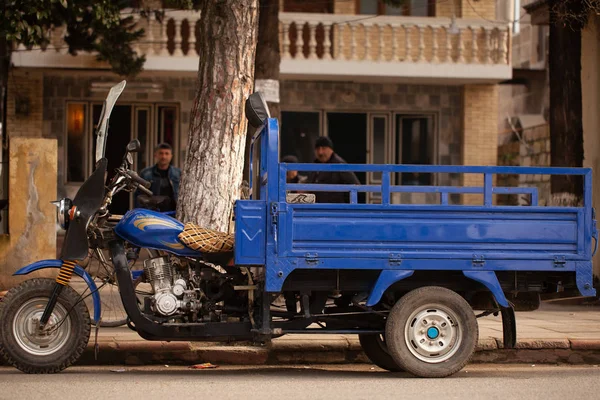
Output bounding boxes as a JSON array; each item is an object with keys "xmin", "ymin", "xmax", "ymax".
[{"xmin": 0, "ymin": 81, "xmax": 597, "ymax": 378}]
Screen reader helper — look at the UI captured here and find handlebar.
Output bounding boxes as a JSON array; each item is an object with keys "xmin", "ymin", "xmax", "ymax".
[
  {"xmin": 113, "ymin": 168, "xmax": 153, "ymax": 196},
  {"xmin": 136, "ymin": 183, "xmax": 153, "ymax": 196},
  {"xmin": 127, "ymin": 170, "xmax": 151, "ymax": 189}
]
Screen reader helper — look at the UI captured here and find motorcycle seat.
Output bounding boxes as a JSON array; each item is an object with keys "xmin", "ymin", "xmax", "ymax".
[{"xmin": 178, "ymin": 223, "xmax": 234, "ymax": 254}]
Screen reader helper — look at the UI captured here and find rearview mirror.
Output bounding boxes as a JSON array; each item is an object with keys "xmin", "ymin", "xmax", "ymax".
[{"xmin": 126, "ymin": 139, "xmax": 141, "ymax": 153}]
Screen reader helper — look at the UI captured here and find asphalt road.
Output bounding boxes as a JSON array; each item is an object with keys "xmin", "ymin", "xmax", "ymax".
[{"xmin": 1, "ymin": 364, "xmax": 599, "ymax": 400}]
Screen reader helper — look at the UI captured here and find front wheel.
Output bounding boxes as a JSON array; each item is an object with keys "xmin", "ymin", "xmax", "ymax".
[
  {"xmin": 0, "ymin": 279, "xmax": 91, "ymax": 373},
  {"xmin": 385, "ymin": 286, "xmax": 478, "ymax": 378}
]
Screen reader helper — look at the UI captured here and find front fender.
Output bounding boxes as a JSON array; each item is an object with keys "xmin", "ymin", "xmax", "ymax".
[{"xmin": 14, "ymin": 259, "xmax": 101, "ymax": 324}]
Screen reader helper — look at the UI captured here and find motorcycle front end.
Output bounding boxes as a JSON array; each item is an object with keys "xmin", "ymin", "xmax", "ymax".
[{"xmin": 0, "ymin": 81, "xmax": 146, "ymax": 374}]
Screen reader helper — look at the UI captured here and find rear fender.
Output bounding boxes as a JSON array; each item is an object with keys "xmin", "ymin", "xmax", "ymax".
[
  {"xmin": 462, "ymin": 270, "xmax": 509, "ymax": 307},
  {"xmin": 13, "ymin": 259, "xmax": 101, "ymax": 324},
  {"xmin": 365, "ymin": 269, "xmax": 510, "ymax": 308}
]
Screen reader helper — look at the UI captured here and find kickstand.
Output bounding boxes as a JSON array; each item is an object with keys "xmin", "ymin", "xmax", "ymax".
[{"xmin": 94, "ymin": 319, "xmax": 101, "ymax": 360}]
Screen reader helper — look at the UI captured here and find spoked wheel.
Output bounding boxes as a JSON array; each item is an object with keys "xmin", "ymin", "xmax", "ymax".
[
  {"xmin": 0, "ymin": 279, "xmax": 91, "ymax": 373},
  {"xmin": 87, "ymin": 248, "xmax": 149, "ymax": 327},
  {"xmin": 385, "ymin": 286, "xmax": 478, "ymax": 378},
  {"xmin": 94, "ymin": 274, "xmax": 144, "ymax": 327},
  {"xmin": 358, "ymin": 334, "xmax": 403, "ymax": 372}
]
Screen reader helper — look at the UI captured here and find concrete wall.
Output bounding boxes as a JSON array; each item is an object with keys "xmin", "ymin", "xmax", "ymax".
[
  {"xmin": 333, "ymin": 0, "xmax": 354, "ymax": 14},
  {"xmin": 6, "ymin": 69, "xmax": 43, "ymax": 137},
  {"xmin": 497, "ymin": 124, "xmax": 550, "ymax": 206},
  {"xmin": 0, "ymin": 138, "xmax": 57, "ymax": 290},
  {"xmin": 582, "ymin": 13, "xmax": 600, "ymax": 278},
  {"xmin": 436, "ymin": 0, "xmax": 462, "ymax": 18},
  {"xmin": 461, "ymin": 0, "xmax": 495, "ymax": 20}
]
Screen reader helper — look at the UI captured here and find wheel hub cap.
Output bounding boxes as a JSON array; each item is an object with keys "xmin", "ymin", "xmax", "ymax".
[
  {"xmin": 426, "ymin": 327, "xmax": 440, "ymax": 339},
  {"xmin": 12, "ymin": 298, "xmax": 71, "ymax": 356},
  {"xmin": 404, "ymin": 305, "xmax": 462, "ymax": 364}
]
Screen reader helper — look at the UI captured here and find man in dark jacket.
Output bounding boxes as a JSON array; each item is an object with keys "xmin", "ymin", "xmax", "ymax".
[
  {"xmin": 135, "ymin": 143, "xmax": 181, "ymax": 211},
  {"xmin": 308, "ymin": 137, "xmax": 360, "ymax": 203}
]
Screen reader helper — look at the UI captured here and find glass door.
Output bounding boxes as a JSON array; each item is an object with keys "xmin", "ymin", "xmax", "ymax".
[{"xmin": 392, "ymin": 114, "xmax": 435, "ymax": 204}]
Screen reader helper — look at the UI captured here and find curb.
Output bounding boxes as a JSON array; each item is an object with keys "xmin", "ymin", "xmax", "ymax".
[{"xmin": 72, "ymin": 338, "xmax": 600, "ymax": 367}]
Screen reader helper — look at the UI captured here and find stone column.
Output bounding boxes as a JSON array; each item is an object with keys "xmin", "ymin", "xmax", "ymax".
[
  {"xmin": 462, "ymin": 84, "xmax": 498, "ymax": 205},
  {"xmin": 0, "ymin": 138, "xmax": 57, "ymax": 290}
]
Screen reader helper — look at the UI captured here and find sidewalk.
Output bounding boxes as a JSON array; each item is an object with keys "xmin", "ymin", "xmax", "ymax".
[{"xmin": 77, "ymin": 303, "xmax": 600, "ymax": 366}]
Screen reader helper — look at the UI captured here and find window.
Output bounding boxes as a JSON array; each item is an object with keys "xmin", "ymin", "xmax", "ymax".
[
  {"xmin": 283, "ymin": 0, "xmax": 333, "ymax": 13},
  {"xmin": 513, "ymin": 0, "xmax": 520, "ymax": 34},
  {"xmin": 66, "ymin": 103, "xmax": 87, "ymax": 182},
  {"xmin": 357, "ymin": 0, "xmax": 435, "ymax": 16},
  {"xmin": 359, "ymin": 0, "xmax": 379, "ymax": 14},
  {"xmin": 537, "ymin": 26, "xmax": 547, "ymax": 64}
]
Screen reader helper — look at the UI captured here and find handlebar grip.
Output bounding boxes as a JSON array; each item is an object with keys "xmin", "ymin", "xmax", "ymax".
[
  {"xmin": 138, "ymin": 184, "xmax": 153, "ymax": 196},
  {"xmin": 128, "ymin": 170, "xmax": 151, "ymax": 189}
]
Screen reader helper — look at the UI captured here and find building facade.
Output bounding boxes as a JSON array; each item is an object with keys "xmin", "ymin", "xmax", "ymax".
[
  {"xmin": 0, "ymin": 0, "xmax": 513, "ymax": 285},
  {"xmin": 5, "ymin": 0, "xmax": 511, "ymax": 215}
]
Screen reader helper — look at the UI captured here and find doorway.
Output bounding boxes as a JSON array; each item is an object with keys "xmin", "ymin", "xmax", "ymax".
[
  {"xmin": 326, "ymin": 112, "xmax": 367, "ymax": 203},
  {"xmin": 280, "ymin": 111, "xmax": 321, "ymax": 163},
  {"xmin": 92, "ymin": 105, "xmax": 134, "ymax": 215}
]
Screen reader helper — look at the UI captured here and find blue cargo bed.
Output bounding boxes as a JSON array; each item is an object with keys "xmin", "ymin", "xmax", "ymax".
[{"xmin": 234, "ymin": 119, "xmax": 597, "ymax": 310}]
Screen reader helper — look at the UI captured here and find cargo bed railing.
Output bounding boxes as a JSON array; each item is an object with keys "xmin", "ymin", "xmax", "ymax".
[{"xmin": 279, "ymin": 164, "xmax": 592, "ymax": 208}]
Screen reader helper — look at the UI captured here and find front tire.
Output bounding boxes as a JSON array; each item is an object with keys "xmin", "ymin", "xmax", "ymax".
[
  {"xmin": 0, "ymin": 278, "xmax": 91, "ymax": 373},
  {"xmin": 385, "ymin": 286, "xmax": 478, "ymax": 378}
]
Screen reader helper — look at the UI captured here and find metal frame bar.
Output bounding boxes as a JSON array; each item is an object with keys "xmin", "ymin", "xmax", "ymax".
[{"xmin": 280, "ymin": 163, "xmax": 590, "ymax": 207}]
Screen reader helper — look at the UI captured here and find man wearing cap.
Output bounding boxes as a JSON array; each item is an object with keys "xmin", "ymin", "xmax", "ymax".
[{"xmin": 308, "ymin": 137, "xmax": 360, "ymax": 203}]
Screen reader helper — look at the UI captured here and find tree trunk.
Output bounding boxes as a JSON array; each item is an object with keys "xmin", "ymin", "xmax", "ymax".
[
  {"xmin": 243, "ymin": 0, "xmax": 281, "ymax": 182},
  {"xmin": 176, "ymin": 0, "xmax": 259, "ymax": 232},
  {"xmin": 254, "ymin": 0, "xmax": 281, "ymax": 119},
  {"xmin": 549, "ymin": 1, "xmax": 585, "ymax": 205}
]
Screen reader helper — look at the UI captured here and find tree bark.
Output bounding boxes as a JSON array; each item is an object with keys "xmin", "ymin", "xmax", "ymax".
[
  {"xmin": 243, "ymin": 0, "xmax": 280, "ymax": 182},
  {"xmin": 176, "ymin": 0, "xmax": 259, "ymax": 232},
  {"xmin": 254, "ymin": 0, "xmax": 281, "ymax": 118},
  {"xmin": 549, "ymin": 1, "xmax": 585, "ymax": 204}
]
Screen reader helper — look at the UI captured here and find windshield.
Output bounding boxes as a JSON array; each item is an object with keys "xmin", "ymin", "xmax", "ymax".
[{"xmin": 95, "ymin": 80, "xmax": 127, "ymax": 164}]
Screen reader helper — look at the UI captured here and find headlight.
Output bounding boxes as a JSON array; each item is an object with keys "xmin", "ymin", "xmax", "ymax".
[{"xmin": 52, "ymin": 198, "xmax": 72, "ymax": 230}]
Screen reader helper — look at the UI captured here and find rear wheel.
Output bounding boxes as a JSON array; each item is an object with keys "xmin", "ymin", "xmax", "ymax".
[
  {"xmin": 0, "ymin": 279, "xmax": 91, "ymax": 373},
  {"xmin": 385, "ymin": 286, "xmax": 477, "ymax": 378},
  {"xmin": 358, "ymin": 334, "xmax": 403, "ymax": 372}
]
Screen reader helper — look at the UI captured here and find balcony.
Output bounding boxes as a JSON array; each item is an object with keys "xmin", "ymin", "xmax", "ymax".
[{"xmin": 12, "ymin": 11, "xmax": 511, "ymax": 84}]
